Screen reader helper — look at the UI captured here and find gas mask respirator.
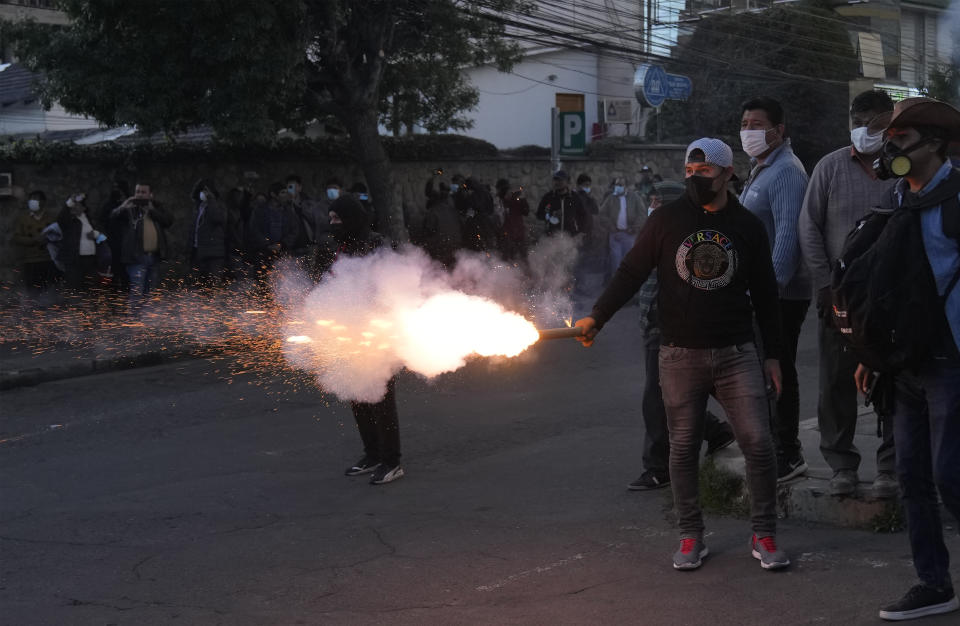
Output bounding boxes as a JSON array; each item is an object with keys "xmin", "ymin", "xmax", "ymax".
[{"xmin": 873, "ymin": 136, "xmax": 939, "ymax": 180}]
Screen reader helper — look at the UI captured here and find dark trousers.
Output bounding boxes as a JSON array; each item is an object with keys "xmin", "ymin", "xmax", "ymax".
[
  {"xmin": 893, "ymin": 363, "xmax": 960, "ymax": 588},
  {"xmin": 191, "ymin": 251, "xmax": 225, "ymax": 284},
  {"xmin": 21, "ymin": 260, "xmax": 57, "ymax": 291},
  {"xmin": 642, "ymin": 337, "xmax": 731, "ymax": 474},
  {"xmin": 351, "ymin": 377, "xmax": 401, "ymax": 467},
  {"xmin": 63, "ymin": 255, "xmax": 99, "ymax": 292},
  {"xmin": 817, "ymin": 315, "xmax": 895, "ymax": 474},
  {"xmin": 660, "ymin": 343, "xmax": 778, "ymax": 537},
  {"xmin": 772, "ymin": 298, "xmax": 810, "ymax": 458}
]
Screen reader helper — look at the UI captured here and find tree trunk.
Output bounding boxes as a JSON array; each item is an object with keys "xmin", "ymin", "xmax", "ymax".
[{"xmin": 345, "ymin": 108, "xmax": 406, "ymax": 243}]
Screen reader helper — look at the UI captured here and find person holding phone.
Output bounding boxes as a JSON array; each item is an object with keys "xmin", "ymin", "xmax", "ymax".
[{"xmin": 111, "ymin": 182, "xmax": 173, "ymax": 313}]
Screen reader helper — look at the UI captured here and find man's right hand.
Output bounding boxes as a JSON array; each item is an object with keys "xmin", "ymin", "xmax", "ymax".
[
  {"xmin": 574, "ymin": 317, "xmax": 599, "ymax": 347},
  {"xmin": 854, "ymin": 363, "xmax": 873, "ymax": 395}
]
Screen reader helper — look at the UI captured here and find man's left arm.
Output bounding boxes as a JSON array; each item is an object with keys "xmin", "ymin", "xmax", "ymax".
[{"xmin": 768, "ymin": 166, "xmax": 809, "ymax": 290}]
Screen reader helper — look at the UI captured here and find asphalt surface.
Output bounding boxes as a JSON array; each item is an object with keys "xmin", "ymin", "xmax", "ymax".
[{"xmin": 3, "ymin": 304, "xmax": 960, "ymax": 625}]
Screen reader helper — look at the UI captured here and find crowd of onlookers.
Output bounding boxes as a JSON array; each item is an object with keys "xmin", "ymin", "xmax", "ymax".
[{"xmin": 9, "ymin": 165, "xmax": 669, "ymax": 308}]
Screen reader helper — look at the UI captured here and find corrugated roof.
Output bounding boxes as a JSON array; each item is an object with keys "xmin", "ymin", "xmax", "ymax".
[
  {"xmin": 3, "ymin": 125, "xmax": 218, "ymax": 145},
  {"xmin": 0, "ymin": 63, "xmax": 39, "ymax": 107}
]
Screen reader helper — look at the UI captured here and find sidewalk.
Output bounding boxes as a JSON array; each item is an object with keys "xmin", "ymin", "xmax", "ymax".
[
  {"xmin": 0, "ymin": 326, "xmax": 211, "ymax": 390},
  {"xmin": 711, "ymin": 406, "xmax": 901, "ymax": 529}
]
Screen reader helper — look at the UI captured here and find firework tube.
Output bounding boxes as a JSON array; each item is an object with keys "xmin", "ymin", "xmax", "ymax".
[{"xmin": 537, "ymin": 326, "xmax": 585, "ymax": 341}]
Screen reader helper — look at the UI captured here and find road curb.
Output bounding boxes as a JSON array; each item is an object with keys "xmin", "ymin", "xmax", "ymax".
[
  {"xmin": 0, "ymin": 344, "xmax": 210, "ymax": 390},
  {"xmin": 710, "ymin": 453, "xmax": 902, "ymax": 530}
]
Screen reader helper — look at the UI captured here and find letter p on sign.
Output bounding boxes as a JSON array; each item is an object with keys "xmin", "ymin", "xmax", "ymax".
[{"xmin": 559, "ymin": 112, "xmax": 585, "ymax": 155}]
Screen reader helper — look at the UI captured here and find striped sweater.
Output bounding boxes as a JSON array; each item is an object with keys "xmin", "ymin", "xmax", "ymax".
[{"xmin": 739, "ymin": 140, "xmax": 811, "ymax": 300}]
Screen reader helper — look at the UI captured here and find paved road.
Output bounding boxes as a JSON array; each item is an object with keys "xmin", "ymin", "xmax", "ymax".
[{"xmin": 2, "ymin": 309, "xmax": 958, "ymax": 625}]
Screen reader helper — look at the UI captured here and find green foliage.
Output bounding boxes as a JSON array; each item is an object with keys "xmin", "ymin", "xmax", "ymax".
[
  {"xmin": 2, "ymin": 0, "xmax": 527, "ymax": 140},
  {"xmin": 698, "ymin": 458, "xmax": 750, "ymax": 518},
  {"xmin": 4, "ymin": 1, "xmax": 308, "ymax": 142},
  {"xmin": 922, "ymin": 64, "xmax": 960, "ymax": 107},
  {"xmin": 377, "ymin": 1, "xmax": 529, "ymax": 134},
  {"xmin": 0, "ymin": 133, "xmax": 499, "ymax": 166},
  {"xmin": 652, "ymin": 1, "xmax": 858, "ymax": 168},
  {"xmin": 500, "ymin": 144, "xmax": 551, "ymax": 157},
  {"xmin": 869, "ymin": 500, "xmax": 905, "ymax": 534},
  {"xmin": 2, "ymin": 0, "xmax": 530, "ymax": 240}
]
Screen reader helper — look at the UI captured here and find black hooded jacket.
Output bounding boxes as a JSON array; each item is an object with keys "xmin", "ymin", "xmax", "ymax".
[{"xmin": 324, "ymin": 196, "xmax": 383, "ymax": 270}]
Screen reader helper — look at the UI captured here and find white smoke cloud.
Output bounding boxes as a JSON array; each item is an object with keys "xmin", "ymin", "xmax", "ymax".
[{"xmin": 280, "ymin": 237, "xmax": 581, "ymax": 403}]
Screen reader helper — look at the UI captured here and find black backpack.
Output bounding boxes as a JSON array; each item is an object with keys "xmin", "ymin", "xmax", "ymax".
[{"xmin": 830, "ymin": 168, "xmax": 960, "ymax": 373}]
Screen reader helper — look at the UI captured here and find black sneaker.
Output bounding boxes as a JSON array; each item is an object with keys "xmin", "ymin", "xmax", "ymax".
[
  {"xmin": 345, "ymin": 456, "xmax": 380, "ymax": 476},
  {"xmin": 777, "ymin": 453, "xmax": 808, "ymax": 483},
  {"xmin": 370, "ymin": 464, "xmax": 404, "ymax": 485},
  {"xmin": 628, "ymin": 470, "xmax": 670, "ymax": 491},
  {"xmin": 879, "ymin": 583, "xmax": 959, "ymax": 621},
  {"xmin": 706, "ymin": 429, "xmax": 736, "ymax": 456}
]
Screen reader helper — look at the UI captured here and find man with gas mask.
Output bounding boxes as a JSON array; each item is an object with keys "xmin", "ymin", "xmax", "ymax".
[
  {"xmin": 798, "ymin": 90, "xmax": 898, "ymax": 499},
  {"xmin": 573, "ymin": 139, "xmax": 787, "ymax": 572},
  {"xmin": 850, "ymin": 97, "xmax": 960, "ymax": 622},
  {"xmin": 738, "ymin": 97, "xmax": 812, "ymax": 485}
]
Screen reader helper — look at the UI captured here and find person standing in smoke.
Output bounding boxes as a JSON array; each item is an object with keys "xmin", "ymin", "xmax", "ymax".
[
  {"xmin": 536, "ymin": 169, "xmax": 587, "ymax": 236},
  {"xmin": 495, "ymin": 178, "xmax": 530, "ymax": 262},
  {"xmin": 421, "ymin": 170, "xmax": 464, "ymax": 269},
  {"xmin": 189, "ymin": 178, "xmax": 227, "ymax": 285},
  {"xmin": 326, "ymin": 195, "xmax": 405, "ymax": 485}
]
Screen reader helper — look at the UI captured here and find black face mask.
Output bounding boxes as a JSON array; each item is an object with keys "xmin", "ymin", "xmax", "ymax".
[
  {"xmin": 329, "ymin": 223, "xmax": 346, "ymax": 242},
  {"xmin": 873, "ymin": 136, "xmax": 938, "ymax": 180},
  {"xmin": 686, "ymin": 174, "xmax": 721, "ymax": 206}
]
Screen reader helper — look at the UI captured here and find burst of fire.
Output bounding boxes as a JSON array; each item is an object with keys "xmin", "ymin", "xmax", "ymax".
[{"xmin": 284, "ymin": 290, "xmax": 540, "ymax": 379}]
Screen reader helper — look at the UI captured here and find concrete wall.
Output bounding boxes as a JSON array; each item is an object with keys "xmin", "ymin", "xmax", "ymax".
[{"xmin": 0, "ymin": 144, "xmax": 688, "ymax": 283}]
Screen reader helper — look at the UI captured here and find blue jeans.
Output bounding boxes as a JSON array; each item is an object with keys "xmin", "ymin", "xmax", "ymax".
[
  {"xmin": 607, "ymin": 230, "xmax": 635, "ymax": 280},
  {"xmin": 125, "ymin": 253, "xmax": 158, "ymax": 313},
  {"xmin": 893, "ymin": 361, "xmax": 960, "ymax": 588},
  {"xmin": 659, "ymin": 342, "xmax": 778, "ymax": 538}
]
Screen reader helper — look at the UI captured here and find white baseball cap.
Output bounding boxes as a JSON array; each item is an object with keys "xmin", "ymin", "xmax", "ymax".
[{"xmin": 685, "ymin": 138, "xmax": 734, "ymax": 168}]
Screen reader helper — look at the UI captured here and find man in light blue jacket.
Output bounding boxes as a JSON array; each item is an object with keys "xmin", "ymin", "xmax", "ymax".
[{"xmin": 738, "ymin": 96, "xmax": 811, "ymax": 483}]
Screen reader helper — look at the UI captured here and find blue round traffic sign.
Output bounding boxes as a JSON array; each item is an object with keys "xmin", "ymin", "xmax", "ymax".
[{"xmin": 634, "ymin": 64, "xmax": 669, "ymax": 108}]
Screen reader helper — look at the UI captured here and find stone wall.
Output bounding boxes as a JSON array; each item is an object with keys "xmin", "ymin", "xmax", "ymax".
[{"xmin": 0, "ymin": 144, "xmax": 687, "ymax": 283}]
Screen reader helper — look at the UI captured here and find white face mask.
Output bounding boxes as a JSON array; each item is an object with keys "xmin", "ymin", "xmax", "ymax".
[
  {"xmin": 28, "ymin": 199, "xmax": 40, "ymax": 212},
  {"xmin": 613, "ymin": 185, "xmax": 625, "ymax": 196},
  {"xmin": 850, "ymin": 126, "xmax": 884, "ymax": 155},
  {"xmin": 740, "ymin": 129, "xmax": 771, "ymax": 158},
  {"xmin": 581, "ymin": 186, "xmax": 591, "ymax": 194}
]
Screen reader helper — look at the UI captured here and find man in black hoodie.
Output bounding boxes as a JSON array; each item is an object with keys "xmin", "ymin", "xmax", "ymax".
[
  {"xmin": 326, "ymin": 195, "xmax": 404, "ymax": 485},
  {"xmin": 575, "ymin": 138, "xmax": 786, "ymax": 572}
]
